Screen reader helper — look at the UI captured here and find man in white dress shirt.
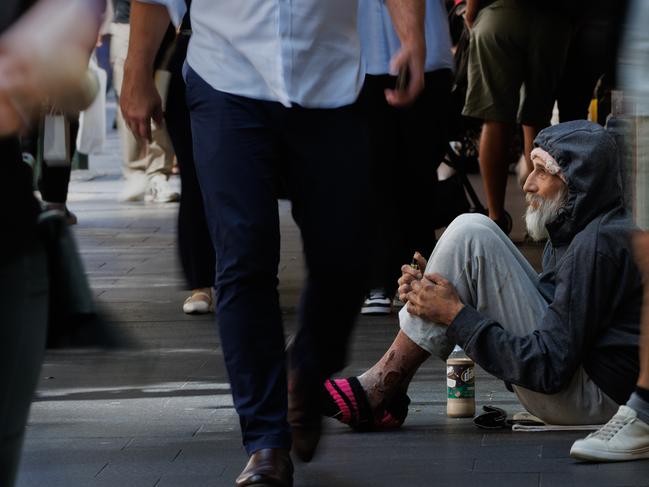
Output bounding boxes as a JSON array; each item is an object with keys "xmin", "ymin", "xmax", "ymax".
[{"xmin": 120, "ymin": 1, "xmax": 426, "ymax": 485}]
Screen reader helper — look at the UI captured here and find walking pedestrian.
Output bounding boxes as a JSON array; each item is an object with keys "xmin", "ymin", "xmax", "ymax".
[
  {"xmin": 162, "ymin": 3, "xmax": 216, "ymax": 314},
  {"xmin": 462, "ymin": 0, "xmax": 572, "ymax": 232},
  {"xmin": 121, "ymin": 1, "xmax": 426, "ymax": 485},
  {"xmin": 358, "ymin": 0, "xmax": 454, "ymax": 315},
  {"xmin": 110, "ymin": 0, "xmax": 178, "ymax": 203}
]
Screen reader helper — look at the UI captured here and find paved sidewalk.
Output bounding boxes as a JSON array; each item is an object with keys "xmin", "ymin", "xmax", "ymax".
[{"xmin": 15, "ymin": 109, "xmax": 648, "ymax": 487}]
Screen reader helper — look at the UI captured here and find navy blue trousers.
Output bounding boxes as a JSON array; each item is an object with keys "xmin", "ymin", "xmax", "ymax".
[{"xmin": 185, "ymin": 68, "xmax": 370, "ymax": 454}]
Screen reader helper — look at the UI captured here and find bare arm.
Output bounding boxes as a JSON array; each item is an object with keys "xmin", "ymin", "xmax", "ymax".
[
  {"xmin": 0, "ymin": 0, "xmax": 102, "ymax": 135},
  {"xmin": 464, "ymin": 0, "xmax": 480, "ymax": 29},
  {"xmin": 120, "ymin": 1, "xmax": 171, "ymax": 141},
  {"xmin": 383, "ymin": 0, "xmax": 426, "ymax": 106}
]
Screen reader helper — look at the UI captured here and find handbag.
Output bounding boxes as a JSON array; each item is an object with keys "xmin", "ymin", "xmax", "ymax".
[
  {"xmin": 76, "ymin": 56, "xmax": 107, "ymax": 154},
  {"xmin": 42, "ymin": 111, "xmax": 70, "ymax": 167}
]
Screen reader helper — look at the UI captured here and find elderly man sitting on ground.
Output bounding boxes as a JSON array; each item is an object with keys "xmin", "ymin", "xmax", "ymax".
[{"xmin": 322, "ymin": 120, "xmax": 642, "ymax": 430}]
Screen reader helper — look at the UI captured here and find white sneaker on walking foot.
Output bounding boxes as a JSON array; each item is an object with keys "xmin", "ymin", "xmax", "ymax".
[
  {"xmin": 183, "ymin": 289, "xmax": 213, "ymax": 315},
  {"xmin": 570, "ymin": 405, "xmax": 649, "ymax": 462},
  {"xmin": 145, "ymin": 175, "xmax": 180, "ymax": 203},
  {"xmin": 361, "ymin": 289, "xmax": 392, "ymax": 315},
  {"xmin": 119, "ymin": 173, "xmax": 147, "ymax": 202}
]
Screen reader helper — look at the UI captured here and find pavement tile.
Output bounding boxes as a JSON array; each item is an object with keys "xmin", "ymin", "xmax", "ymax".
[
  {"xmin": 291, "ymin": 469, "xmax": 540, "ymax": 487},
  {"xmin": 475, "ymin": 456, "xmax": 585, "ymax": 473},
  {"xmin": 16, "ymin": 474, "xmax": 160, "ymax": 487},
  {"xmin": 156, "ymin": 474, "xmax": 222, "ymax": 486},
  {"xmin": 540, "ymin": 468, "xmax": 649, "ymax": 487}
]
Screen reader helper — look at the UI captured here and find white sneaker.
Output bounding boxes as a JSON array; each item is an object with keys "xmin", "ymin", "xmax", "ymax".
[
  {"xmin": 570, "ymin": 405, "xmax": 649, "ymax": 462},
  {"xmin": 361, "ymin": 289, "xmax": 392, "ymax": 315},
  {"xmin": 119, "ymin": 173, "xmax": 147, "ymax": 202},
  {"xmin": 183, "ymin": 289, "xmax": 213, "ymax": 315},
  {"xmin": 145, "ymin": 175, "xmax": 180, "ymax": 203}
]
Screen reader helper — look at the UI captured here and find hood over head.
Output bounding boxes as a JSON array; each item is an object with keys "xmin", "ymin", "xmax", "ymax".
[{"xmin": 532, "ymin": 120, "xmax": 623, "ymax": 245}]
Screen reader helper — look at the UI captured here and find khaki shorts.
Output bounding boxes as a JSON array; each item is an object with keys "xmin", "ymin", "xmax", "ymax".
[{"xmin": 462, "ymin": 0, "xmax": 572, "ymax": 126}]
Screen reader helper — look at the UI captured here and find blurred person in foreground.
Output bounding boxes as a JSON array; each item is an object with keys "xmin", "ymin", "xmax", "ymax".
[
  {"xmin": 322, "ymin": 121, "xmax": 642, "ymax": 431},
  {"xmin": 121, "ymin": 1, "xmax": 425, "ymax": 485},
  {"xmin": 0, "ymin": 2, "xmax": 104, "ymax": 484},
  {"xmin": 569, "ymin": 0, "xmax": 649, "ymax": 462}
]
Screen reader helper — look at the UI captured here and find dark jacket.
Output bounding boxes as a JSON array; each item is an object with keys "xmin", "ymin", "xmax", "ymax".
[
  {"xmin": 448, "ymin": 120, "xmax": 642, "ymax": 404},
  {"xmin": 0, "ymin": 0, "xmax": 21, "ymax": 32},
  {"xmin": 1, "ymin": 0, "xmax": 42, "ymax": 263}
]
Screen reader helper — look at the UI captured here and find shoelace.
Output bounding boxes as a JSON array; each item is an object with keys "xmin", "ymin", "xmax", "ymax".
[{"xmin": 590, "ymin": 416, "xmax": 630, "ymax": 441}]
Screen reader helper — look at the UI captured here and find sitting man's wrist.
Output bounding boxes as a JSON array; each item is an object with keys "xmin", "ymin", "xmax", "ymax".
[{"xmin": 443, "ymin": 302, "xmax": 465, "ymax": 326}]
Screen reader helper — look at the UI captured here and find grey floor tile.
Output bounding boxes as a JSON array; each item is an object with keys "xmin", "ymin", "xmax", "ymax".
[{"xmin": 540, "ymin": 468, "xmax": 649, "ymax": 487}]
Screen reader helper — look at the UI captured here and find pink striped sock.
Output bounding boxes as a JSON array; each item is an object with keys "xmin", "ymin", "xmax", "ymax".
[{"xmin": 325, "ymin": 380, "xmax": 352, "ymax": 423}]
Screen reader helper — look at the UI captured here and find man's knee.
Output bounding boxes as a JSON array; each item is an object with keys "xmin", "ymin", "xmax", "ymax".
[
  {"xmin": 445, "ymin": 213, "xmax": 499, "ymax": 237},
  {"xmin": 433, "ymin": 213, "xmax": 505, "ymax": 262}
]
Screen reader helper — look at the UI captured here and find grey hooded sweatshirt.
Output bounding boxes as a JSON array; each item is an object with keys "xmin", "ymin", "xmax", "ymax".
[{"xmin": 447, "ymin": 120, "xmax": 642, "ymax": 405}]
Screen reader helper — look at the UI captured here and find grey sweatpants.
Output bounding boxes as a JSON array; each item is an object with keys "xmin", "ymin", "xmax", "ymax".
[{"xmin": 400, "ymin": 213, "xmax": 619, "ymax": 425}]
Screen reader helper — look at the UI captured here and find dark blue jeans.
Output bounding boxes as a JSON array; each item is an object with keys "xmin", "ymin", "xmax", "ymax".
[{"xmin": 185, "ymin": 67, "xmax": 371, "ymax": 454}]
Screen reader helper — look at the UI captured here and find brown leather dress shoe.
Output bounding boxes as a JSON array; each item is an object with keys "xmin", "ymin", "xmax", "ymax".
[{"xmin": 235, "ymin": 448, "xmax": 293, "ymax": 487}]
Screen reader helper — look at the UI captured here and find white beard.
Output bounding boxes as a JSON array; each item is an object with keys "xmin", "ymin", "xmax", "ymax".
[{"xmin": 525, "ymin": 188, "xmax": 567, "ymax": 241}]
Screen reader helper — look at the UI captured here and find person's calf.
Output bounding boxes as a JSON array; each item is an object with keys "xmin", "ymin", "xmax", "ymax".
[
  {"xmin": 522, "ymin": 124, "xmax": 542, "ymax": 183},
  {"xmin": 478, "ymin": 121, "xmax": 513, "ymax": 222},
  {"xmin": 358, "ymin": 331, "xmax": 429, "ymax": 410}
]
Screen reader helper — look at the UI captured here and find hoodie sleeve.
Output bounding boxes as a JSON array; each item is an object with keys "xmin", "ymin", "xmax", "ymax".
[{"xmin": 446, "ymin": 237, "xmax": 617, "ymax": 394}]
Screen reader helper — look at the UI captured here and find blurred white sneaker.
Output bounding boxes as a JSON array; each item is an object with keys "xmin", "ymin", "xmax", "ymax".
[
  {"xmin": 183, "ymin": 289, "xmax": 213, "ymax": 315},
  {"xmin": 119, "ymin": 173, "xmax": 147, "ymax": 202},
  {"xmin": 570, "ymin": 405, "xmax": 649, "ymax": 462},
  {"xmin": 145, "ymin": 174, "xmax": 180, "ymax": 203}
]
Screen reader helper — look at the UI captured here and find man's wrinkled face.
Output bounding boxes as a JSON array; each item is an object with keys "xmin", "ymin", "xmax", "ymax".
[{"xmin": 523, "ymin": 159, "xmax": 568, "ymax": 241}]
